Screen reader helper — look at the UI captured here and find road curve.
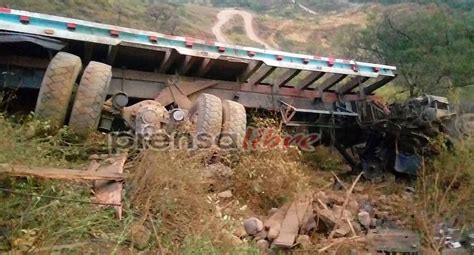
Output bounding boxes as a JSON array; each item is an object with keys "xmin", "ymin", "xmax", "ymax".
[{"xmin": 212, "ymin": 9, "xmax": 273, "ymax": 50}]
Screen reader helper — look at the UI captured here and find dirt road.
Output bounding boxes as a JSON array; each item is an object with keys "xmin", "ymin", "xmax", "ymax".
[{"xmin": 212, "ymin": 9, "xmax": 273, "ymax": 50}]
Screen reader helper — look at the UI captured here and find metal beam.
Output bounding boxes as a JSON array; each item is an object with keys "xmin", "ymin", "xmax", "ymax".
[
  {"xmin": 297, "ymin": 72, "xmax": 324, "ymax": 89},
  {"xmin": 83, "ymin": 42, "xmax": 95, "ymax": 65},
  {"xmin": 157, "ymin": 49, "xmax": 175, "ymax": 73},
  {"xmin": 248, "ymin": 64, "xmax": 276, "ymax": 85},
  {"xmin": 317, "ymin": 74, "xmax": 347, "ymax": 91},
  {"xmin": 106, "ymin": 45, "xmax": 119, "ymax": 65},
  {"xmin": 197, "ymin": 58, "xmax": 214, "ymax": 76},
  {"xmin": 179, "ymin": 55, "xmax": 199, "ymax": 75},
  {"xmin": 363, "ymin": 76, "xmax": 396, "ymax": 95},
  {"xmin": 338, "ymin": 76, "xmax": 369, "ymax": 94},
  {"xmin": 239, "ymin": 61, "xmax": 263, "ymax": 83},
  {"xmin": 274, "ymin": 69, "xmax": 301, "ymax": 87}
]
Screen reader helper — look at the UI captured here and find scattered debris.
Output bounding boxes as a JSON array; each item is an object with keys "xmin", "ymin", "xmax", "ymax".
[
  {"xmin": 217, "ymin": 190, "xmax": 233, "ymax": 198},
  {"xmin": 242, "ymin": 175, "xmax": 423, "ymax": 253},
  {"xmin": 367, "ymin": 229, "xmax": 420, "ymax": 254},
  {"xmin": 0, "ymin": 154, "xmax": 127, "ymax": 219},
  {"xmin": 256, "ymin": 239, "xmax": 270, "ymax": 252},
  {"xmin": 128, "ymin": 223, "xmax": 151, "ymax": 250},
  {"xmin": 93, "ymin": 153, "xmax": 128, "ymax": 219},
  {"xmin": 0, "ymin": 164, "xmax": 124, "ymax": 181},
  {"xmin": 358, "ymin": 211, "xmax": 371, "ymax": 229},
  {"xmin": 243, "ymin": 217, "xmax": 264, "ymax": 236}
]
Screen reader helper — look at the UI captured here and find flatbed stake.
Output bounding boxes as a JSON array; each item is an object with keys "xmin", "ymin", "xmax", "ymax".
[
  {"xmin": 19, "ymin": 15, "xmax": 29, "ymax": 24},
  {"xmin": 149, "ymin": 35, "xmax": 158, "ymax": 43},
  {"xmin": 110, "ymin": 30, "xmax": 120, "ymax": 37},
  {"xmin": 67, "ymin": 23, "xmax": 77, "ymax": 30}
]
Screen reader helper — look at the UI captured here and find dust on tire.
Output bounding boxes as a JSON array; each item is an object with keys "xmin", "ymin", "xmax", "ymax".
[
  {"xmin": 220, "ymin": 100, "xmax": 246, "ymax": 149},
  {"xmin": 189, "ymin": 93, "xmax": 223, "ymax": 148},
  {"xmin": 69, "ymin": 61, "xmax": 112, "ymax": 137},
  {"xmin": 34, "ymin": 52, "xmax": 82, "ymax": 129}
]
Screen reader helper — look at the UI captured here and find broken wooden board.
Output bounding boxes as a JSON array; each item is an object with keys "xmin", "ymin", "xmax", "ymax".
[
  {"xmin": 94, "ymin": 153, "xmax": 128, "ymax": 220},
  {"xmin": 367, "ymin": 229, "xmax": 420, "ymax": 254},
  {"xmin": 0, "ymin": 164, "xmax": 124, "ymax": 181},
  {"xmin": 264, "ymin": 202, "xmax": 291, "ymax": 240},
  {"xmin": 273, "ymin": 196, "xmax": 312, "ymax": 248}
]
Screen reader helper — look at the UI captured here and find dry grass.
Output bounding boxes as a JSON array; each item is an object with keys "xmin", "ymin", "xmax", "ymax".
[
  {"xmin": 128, "ymin": 149, "xmax": 259, "ymax": 253},
  {"xmin": 129, "ymin": 150, "xmax": 215, "ymax": 250},
  {"xmin": 230, "ymin": 150, "xmax": 314, "ymax": 212},
  {"xmin": 413, "ymin": 141, "xmax": 473, "ymax": 253}
]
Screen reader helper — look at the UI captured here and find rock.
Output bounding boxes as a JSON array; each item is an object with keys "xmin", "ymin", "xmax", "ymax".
[
  {"xmin": 202, "ymin": 163, "xmax": 234, "ymax": 178},
  {"xmin": 358, "ymin": 211, "xmax": 371, "ymax": 228},
  {"xmin": 347, "ymin": 200, "xmax": 359, "ymax": 214},
  {"xmin": 243, "ymin": 217, "xmax": 264, "ymax": 235},
  {"xmin": 352, "ymin": 220, "xmax": 362, "ymax": 233},
  {"xmin": 314, "ymin": 191, "xmax": 330, "ymax": 207},
  {"xmin": 296, "ymin": 235, "xmax": 312, "ymax": 249},
  {"xmin": 129, "ymin": 223, "xmax": 151, "ymax": 250},
  {"xmin": 327, "ymin": 193, "xmax": 345, "ymax": 205},
  {"xmin": 370, "ymin": 218, "xmax": 377, "ymax": 228},
  {"xmin": 358, "ymin": 194, "xmax": 369, "ymax": 202},
  {"xmin": 89, "ymin": 154, "xmax": 100, "ymax": 160},
  {"xmin": 234, "ymin": 225, "xmax": 247, "ymax": 238},
  {"xmin": 359, "ymin": 202, "xmax": 374, "ymax": 216},
  {"xmin": 223, "ymin": 230, "xmax": 242, "ymax": 245},
  {"xmin": 256, "ymin": 239, "xmax": 270, "ymax": 252},
  {"xmin": 333, "ymin": 205, "xmax": 353, "ymax": 220},
  {"xmin": 317, "ymin": 208, "xmax": 338, "ymax": 229},
  {"xmin": 375, "ymin": 210, "xmax": 389, "ymax": 219},
  {"xmin": 334, "ymin": 224, "xmax": 351, "ymax": 238},
  {"xmin": 217, "ymin": 190, "xmax": 233, "ymax": 198},
  {"xmin": 229, "ymin": 235, "xmax": 242, "ymax": 245},
  {"xmin": 268, "ymin": 208, "xmax": 279, "ymax": 216},
  {"xmin": 254, "ymin": 230, "xmax": 268, "ymax": 241}
]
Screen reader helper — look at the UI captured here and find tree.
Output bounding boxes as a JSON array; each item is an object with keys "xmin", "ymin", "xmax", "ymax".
[
  {"xmin": 146, "ymin": 3, "xmax": 180, "ymax": 34},
  {"xmin": 343, "ymin": 6, "xmax": 474, "ymax": 97}
]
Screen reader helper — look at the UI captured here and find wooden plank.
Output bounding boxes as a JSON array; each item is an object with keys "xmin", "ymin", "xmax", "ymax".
[
  {"xmin": 363, "ymin": 76, "xmax": 396, "ymax": 95},
  {"xmin": 337, "ymin": 76, "xmax": 369, "ymax": 94},
  {"xmin": 296, "ymin": 71, "xmax": 324, "ymax": 89},
  {"xmin": 275, "ymin": 69, "xmax": 301, "ymax": 87},
  {"xmin": 238, "ymin": 61, "xmax": 263, "ymax": 83},
  {"xmin": 248, "ymin": 64, "xmax": 276, "ymax": 85},
  {"xmin": 0, "ymin": 164, "xmax": 124, "ymax": 181},
  {"xmin": 197, "ymin": 58, "xmax": 214, "ymax": 76},
  {"xmin": 179, "ymin": 55, "xmax": 199, "ymax": 75},
  {"xmin": 264, "ymin": 203, "xmax": 291, "ymax": 240},
  {"xmin": 273, "ymin": 197, "xmax": 311, "ymax": 248},
  {"xmin": 317, "ymin": 74, "xmax": 347, "ymax": 91},
  {"xmin": 94, "ymin": 153, "xmax": 128, "ymax": 220},
  {"xmin": 157, "ymin": 49, "xmax": 176, "ymax": 73},
  {"xmin": 106, "ymin": 45, "xmax": 119, "ymax": 65}
]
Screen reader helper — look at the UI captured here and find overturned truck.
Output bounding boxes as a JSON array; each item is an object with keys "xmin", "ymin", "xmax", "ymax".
[{"xmin": 0, "ymin": 8, "xmax": 468, "ymax": 178}]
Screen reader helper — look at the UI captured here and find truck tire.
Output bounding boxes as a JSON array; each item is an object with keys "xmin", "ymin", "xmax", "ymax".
[
  {"xmin": 69, "ymin": 62, "xmax": 112, "ymax": 137},
  {"xmin": 220, "ymin": 100, "xmax": 246, "ymax": 148},
  {"xmin": 34, "ymin": 52, "xmax": 82, "ymax": 129},
  {"xmin": 190, "ymin": 93, "xmax": 222, "ymax": 147}
]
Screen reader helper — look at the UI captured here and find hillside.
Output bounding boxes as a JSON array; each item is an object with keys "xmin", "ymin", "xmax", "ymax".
[{"xmin": 0, "ymin": 0, "xmax": 373, "ymax": 56}]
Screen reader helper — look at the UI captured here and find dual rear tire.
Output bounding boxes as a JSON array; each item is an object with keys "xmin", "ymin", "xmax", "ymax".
[
  {"xmin": 190, "ymin": 93, "xmax": 247, "ymax": 148},
  {"xmin": 35, "ymin": 52, "xmax": 111, "ymax": 137}
]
